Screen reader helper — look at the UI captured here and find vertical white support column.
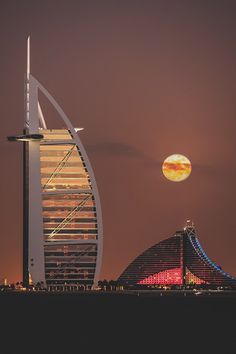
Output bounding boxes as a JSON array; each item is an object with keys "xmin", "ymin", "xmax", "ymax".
[{"xmin": 27, "ymin": 74, "xmax": 45, "ymax": 285}]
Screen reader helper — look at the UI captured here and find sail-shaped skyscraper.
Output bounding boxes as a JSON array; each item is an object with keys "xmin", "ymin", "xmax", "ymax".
[{"xmin": 8, "ymin": 38, "xmax": 103, "ymax": 290}]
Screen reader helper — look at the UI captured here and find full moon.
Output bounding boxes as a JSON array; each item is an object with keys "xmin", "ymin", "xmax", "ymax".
[{"xmin": 162, "ymin": 154, "xmax": 192, "ymax": 182}]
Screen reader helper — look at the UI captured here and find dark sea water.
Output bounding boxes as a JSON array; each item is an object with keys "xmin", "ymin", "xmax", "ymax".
[{"xmin": 1, "ymin": 291, "xmax": 235, "ymax": 353}]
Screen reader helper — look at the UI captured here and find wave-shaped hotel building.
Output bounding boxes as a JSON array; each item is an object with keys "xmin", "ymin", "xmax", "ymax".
[
  {"xmin": 118, "ymin": 221, "xmax": 236, "ymax": 287},
  {"xmin": 8, "ymin": 38, "xmax": 103, "ymax": 290}
]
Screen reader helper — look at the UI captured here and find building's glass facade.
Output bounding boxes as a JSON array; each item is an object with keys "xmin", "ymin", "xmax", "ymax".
[
  {"xmin": 118, "ymin": 224, "xmax": 236, "ymax": 287},
  {"xmin": 40, "ymin": 129, "xmax": 99, "ymax": 290}
]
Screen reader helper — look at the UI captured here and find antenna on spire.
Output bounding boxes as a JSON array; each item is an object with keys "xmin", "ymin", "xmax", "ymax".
[
  {"xmin": 184, "ymin": 219, "xmax": 196, "ymax": 237},
  {"xmin": 27, "ymin": 36, "xmax": 30, "ymax": 80}
]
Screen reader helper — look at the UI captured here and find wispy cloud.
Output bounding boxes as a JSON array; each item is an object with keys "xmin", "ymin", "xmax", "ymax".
[{"xmin": 86, "ymin": 141, "xmax": 146, "ymax": 158}]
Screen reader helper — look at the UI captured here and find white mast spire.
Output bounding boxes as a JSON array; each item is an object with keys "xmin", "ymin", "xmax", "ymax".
[{"xmin": 27, "ymin": 36, "xmax": 30, "ymax": 80}]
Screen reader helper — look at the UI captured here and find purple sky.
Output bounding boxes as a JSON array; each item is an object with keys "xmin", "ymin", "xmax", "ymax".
[{"xmin": 1, "ymin": 0, "xmax": 236, "ymax": 282}]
